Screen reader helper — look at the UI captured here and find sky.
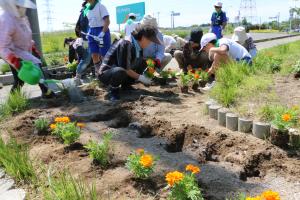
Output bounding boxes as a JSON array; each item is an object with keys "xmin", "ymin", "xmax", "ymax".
[{"xmin": 36, "ymin": 0, "xmax": 300, "ymax": 32}]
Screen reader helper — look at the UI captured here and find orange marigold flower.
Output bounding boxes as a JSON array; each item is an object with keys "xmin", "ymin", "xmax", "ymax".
[
  {"xmin": 55, "ymin": 117, "xmax": 70, "ymax": 123},
  {"xmin": 261, "ymin": 190, "xmax": 281, "ymax": 200},
  {"xmin": 136, "ymin": 148, "xmax": 145, "ymax": 155},
  {"xmin": 77, "ymin": 123, "xmax": 85, "ymax": 128},
  {"xmin": 281, "ymin": 114, "xmax": 291, "ymax": 122},
  {"xmin": 50, "ymin": 124, "xmax": 57, "ymax": 130},
  {"xmin": 194, "ymin": 74, "xmax": 200, "ymax": 80},
  {"xmin": 139, "ymin": 154, "xmax": 153, "ymax": 168},
  {"xmin": 185, "ymin": 164, "xmax": 200, "ymax": 174},
  {"xmin": 246, "ymin": 197, "xmax": 262, "ymax": 200},
  {"xmin": 148, "ymin": 67, "xmax": 155, "ymax": 74},
  {"xmin": 165, "ymin": 171, "xmax": 184, "ymax": 187}
]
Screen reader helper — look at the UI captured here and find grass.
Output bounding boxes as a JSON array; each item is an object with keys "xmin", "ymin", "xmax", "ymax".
[
  {"xmin": 84, "ymin": 132, "xmax": 113, "ymax": 167},
  {"xmin": 41, "ymin": 31, "xmax": 75, "ymax": 54},
  {"xmin": 0, "ymin": 138, "xmax": 36, "ymax": 183},
  {"xmin": 210, "ymin": 40, "xmax": 300, "ymax": 120},
  {"xmin": 34, "ymin": 118, "xmax": 50, "ymax": 132},
  {"xmin": 43, "ymin": 170, "xmax": 99, "ymax": 200},
  {"xmin": 0, "ymin": 89, "xmax": 29, "ymax": 120}
]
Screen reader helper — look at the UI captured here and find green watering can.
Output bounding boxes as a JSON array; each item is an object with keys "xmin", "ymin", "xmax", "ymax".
[{"xmin": 17, "ymin": 61, "xmax": 60, "ymax": 85}]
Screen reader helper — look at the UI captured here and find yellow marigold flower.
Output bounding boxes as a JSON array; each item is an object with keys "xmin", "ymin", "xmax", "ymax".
[
  {"xmin": 50, "ymin": 124, "xmax": 56, "ymax": 130},
  {"xmin": 185, "ymin": 164, "xmax": 200, "ymax": 174},
  {"xmin": 136, "ymin": 148, "xmax": 145, "ymax": 155},
  {"xmin": 261, "ymin": 190, "xmax": 280, "ymax": 200},
  {"xmin": 139, "ymin": 154, "xmax": 153, "ymax": 168},
  {"xmin": 281, "ymin": 114, "xmax": 291, "ymax": 122},
  {"xmin": 76, "ymin": 123, "xmax": 85, "ymax": 128},
  {"xmin": 246, "ymin": 197, "xmax": 262, "ymax": 200},
  {"xmin": 55, "ymin": 117, "xmax": 71, "ymax": 123},
  {"xmin": 165, "ymin": 171, "xmax": 184, "ymax": 187},
  {"xmin": 62, "ymin": 117, "xmax": 70, "ymax": 123}
]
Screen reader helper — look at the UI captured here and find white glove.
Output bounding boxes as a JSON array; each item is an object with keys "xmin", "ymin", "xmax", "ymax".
[{"xmin": 138, "ymin": 75, "xmax": 152, "ymax": 85}]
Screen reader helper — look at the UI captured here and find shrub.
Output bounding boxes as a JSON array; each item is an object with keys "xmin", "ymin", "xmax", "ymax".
[
  {"xmin": 34, "ymin": 118, "xmax": 50, "ymax": 132},
  {"xmin": 84, "ymin": 132, "xmax": 113, "ymax": 167},
  {"xmin": 50, "ymin": 117, "xmax": 81, "ymax": 145},
  {"xmin": 166, "ymin": 164, "xmax": 203, "ymax": 200},
  {"xmin": 0, "ymin": 138, "xmax": 36, "ymax": 183},
  {"xmin": 126, "ymin": 149, "xmax": 157, "ymax": 179}
]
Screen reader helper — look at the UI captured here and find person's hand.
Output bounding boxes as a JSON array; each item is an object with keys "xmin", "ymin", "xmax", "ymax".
[
  {"xmin": 209, "ymin": 50, "xmax": 215, "ymax": 61},
  {"xmin": 7, "ymin": 54, "xmax": 22, "ymax": 70},
  {"xmin": 138, "ymin": 75, "xmax": 152, "ymax": 85},
  {"xmin": 96, "ymin": 32, "xmax": 105, "ymax": 47}
]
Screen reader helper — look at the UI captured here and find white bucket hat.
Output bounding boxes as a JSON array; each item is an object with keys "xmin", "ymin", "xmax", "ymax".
[
  {"xmin": 15, "ymin": 0, "xmax": 36, "ymax": 9},
  {"xmin": 214, "ymin": 1, "xmax": 223, "ymax": 7},
  {"xmin": 232, "ymin": 26, "xmax": 248, "ymax": 44},
  {"xmin": 0, "ymin": 0, "xmax": 36, "ymax": 17},
  {"xmin": 141, "ymin": 14, "xmax": 158, "ymax": 29},
  {"xmin": 200, "ymin": 33, "xmax": 217, "ymax": 51}
]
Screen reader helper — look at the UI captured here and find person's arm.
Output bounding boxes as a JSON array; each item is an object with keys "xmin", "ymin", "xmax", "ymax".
[
  {"xmin": 209, "ymin": 45, "xmax": 228, "ymax": 55},
  {"xmin": 102, "ymin": 16, "xmax": 110, "ymax": 33},
  {"xmin": 126, "ymin": 69, "xmax": 140, "ymax": 79},
  {"xmin": 222, "ymin": 12, "xmax": 228, "ymax": 29},
  {"xmin": 100, "ymin": 4, "xmax": 110, "ymax": 34}
]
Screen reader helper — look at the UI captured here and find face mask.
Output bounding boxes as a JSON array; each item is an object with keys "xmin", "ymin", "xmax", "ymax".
[{"xmin": 17, "ymin": 7, "xmax": 27, "ymax": 17}]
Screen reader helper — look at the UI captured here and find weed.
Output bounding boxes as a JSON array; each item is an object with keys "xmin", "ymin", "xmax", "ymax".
[
  {"xmin": 84, "ymin": 132, "xmax": 113, "ymax": 167},
  {"xmin": 34, "ymin": 118, "xmax": 50, "ymax": 132},
  {"xmin": 0, "ymin": 138, "xmax": 36, "ymax": 183},
  {"xmin": 44, "ymin": 170, "xmax": 99, "ymax": 200}
]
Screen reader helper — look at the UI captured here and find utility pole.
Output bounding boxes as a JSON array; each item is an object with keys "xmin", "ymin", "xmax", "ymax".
[
  {"xmin": 170, "ymin": 11, "xmax": 180, "ymax": 29},
  {"xmin": 171, "ymin": 11, "xmax": 174, "ymax": 28},
  {"xmin": 157, "ymin": 12, "xmax": 160, "ymax": 27},
  {"xmin": 26, "ymin": 0, "xmax": 42, "ymax": 53}
]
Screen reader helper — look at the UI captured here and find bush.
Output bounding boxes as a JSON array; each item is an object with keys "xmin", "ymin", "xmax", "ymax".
[
  {"xmin": 84, "ymin": 132, "xmax": 113, "ymax": 167},
  {"xmin": 126, "ymin": 149, "xmax": 157, "ymax": 179},
  {"xmin": 34, "ymin": 118, "xmax": 50, "ymax": 132},
  {"xmin": 0, "ymin": 138, "xmax": 36, "ymax": 183}
]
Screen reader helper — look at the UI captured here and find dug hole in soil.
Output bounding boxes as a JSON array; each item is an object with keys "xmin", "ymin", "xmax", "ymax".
[{"xmin": 1, "ymin": 83, "xmax": 300, "ymax": 200}]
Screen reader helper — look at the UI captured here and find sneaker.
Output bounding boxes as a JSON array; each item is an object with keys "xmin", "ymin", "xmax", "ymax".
[
  {"xmin": 202, "ymin": 81, "xmax": 216, "ymax": 91},
  {"xmin": 109, "ymin": 88, "xmax": 120, "ymax": 101},
  {"xmin": 42, "ymin": 89, "xmax": 56, "ymax": 99}
]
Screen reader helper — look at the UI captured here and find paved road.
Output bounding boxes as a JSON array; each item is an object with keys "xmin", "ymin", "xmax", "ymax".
[
  {"xmin": 1, "ymin": 34, "xmax": 300, "ymax": 103},
  {"xmin": 225, "ymin": 32, "xmax": 294, "ymax": 41}
]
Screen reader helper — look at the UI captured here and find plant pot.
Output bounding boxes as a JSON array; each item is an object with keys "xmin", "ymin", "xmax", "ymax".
[
  {"xmin": 289, "ymin": 129, "xmax": 300, "ymax": 148},
  {"xmin": 192, "ymin": 83, "xmax": 199, "ymax": 91},
  {"xmin": 180, "ymin": 86, "xmax": 188, "ymax": 93},
  {"xmin": 270, "ymin": 125, "xmax": 289, "ymax": 148},
  {"xmin": 199, "ymin": 80, "xmax": 207, "ymax": 88},
  {"xmin": 294, "ymin": 72, "xmax": 300, "ymax": 79},
  {"xmin": 252, "ymin": 122, "xmax": 270, "ymax": 139}
]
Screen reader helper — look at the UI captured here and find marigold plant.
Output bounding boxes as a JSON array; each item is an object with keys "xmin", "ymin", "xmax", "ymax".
[
  {"xmin": 271, "ymin": 108, "xmax": 299, "ymax": 131},
  {"xmin": 126, "ymin": 149, "xmax": 157, "ymax": 179},
  {"xmin": 166, "ymin": 165, "xmax": 204, "ymax": 200},
  {"xmin": 261, "ymin": 190, "xmax": 280, "ymax": 200}
]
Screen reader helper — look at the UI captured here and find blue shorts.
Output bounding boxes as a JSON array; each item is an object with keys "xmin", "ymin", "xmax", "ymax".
[
  {"xmin": 88, "ymin": 27, "xmax": 111, "ymax": 56},
  {"xmin": 212, "ymin": 26, "xmax": 223, "ymax": 39}
]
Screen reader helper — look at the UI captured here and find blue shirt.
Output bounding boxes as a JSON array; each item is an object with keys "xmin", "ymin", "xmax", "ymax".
[
  {"xmin": 142, "ymin": 31, "xmax": 165, "ymax": 62},
  {"xmin": 211, "ymin": 11, "xmax": 227, "ymax": 26}
]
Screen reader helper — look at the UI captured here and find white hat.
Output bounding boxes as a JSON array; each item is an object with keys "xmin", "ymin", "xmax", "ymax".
[
  {"xmin": 214, "ymin": 1, "xmax": 223, "ymax": 7},
  {"xmin": 128, "ymin": 13, "xmax": 136, "ymax": 18},
  {"xmin": 232, "ymin": 26, "xmax": 248, "ymax": 44},
  {"xmin": 141, "ymin": 14, "xmax": 158, "ymax": 29},
  {"xmin": 200, "ymin": 33, "xmax": 217, "ymax": 50},
  {"xmin": 15, "ymin": 0, "xmax": 36, "ymax": 9}
]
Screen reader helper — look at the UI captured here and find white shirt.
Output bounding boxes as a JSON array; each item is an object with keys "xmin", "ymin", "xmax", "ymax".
[
  {"xmin": 219, "ymin": 38, "xmax": 251, "ymax": 60},
  {"xmin": 124, "ymin": 21, "xmax": 138, "ymax": 41},
  {"xmin": 163, "ymin": 35, "xmax": 176, "ymax": 47},
  {"xmin": 87, "ymin": 3, "xmax": 109, "ymax": 28}
]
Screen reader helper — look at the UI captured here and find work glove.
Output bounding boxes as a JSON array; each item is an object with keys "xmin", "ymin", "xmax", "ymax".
[
  {"xmin": 7, "ymin": 54, "xmax": 22, "ymax": 70},
  {"xmin": 138, "ymin": 75, "xmax": 152, "ymax": 86},
  {"xmin": 96, "ymin": 32, "xmax": 105, "ymax": 47}
]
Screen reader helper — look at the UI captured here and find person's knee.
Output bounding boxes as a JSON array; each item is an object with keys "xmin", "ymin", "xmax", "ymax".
[
  {"xmin": 161, "ymin": 53, "xmax": 172, "ymax": 67},
  {"xmin": 174, "ymin": 50, "xmax": 183, "ymax": 60}
]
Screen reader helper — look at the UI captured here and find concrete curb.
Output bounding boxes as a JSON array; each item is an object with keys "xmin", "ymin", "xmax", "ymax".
[{"xmin": 254, "ymin": 34, "xmax": 300, "ymax": 43}]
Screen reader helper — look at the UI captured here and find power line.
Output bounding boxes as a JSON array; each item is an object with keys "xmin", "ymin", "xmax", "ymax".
[
  {"xmin": 43, "ymin": 0, "xmax": 55, "ymax": 32},
  {"xmin": 239, "ymin": 0, "xmax": 258, "ymax": 24}
]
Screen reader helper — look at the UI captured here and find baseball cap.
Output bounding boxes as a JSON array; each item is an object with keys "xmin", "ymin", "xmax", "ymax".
[
  {"xmin": 15, "ymin": 0, "xmax": 36, "ymax": 9},
  {"xmin": 189, "ymin": 28, "xmax": 203, "ymax": 44},
  {"xmin": 214, "ymin": 1, "xmax": 223, "ymax": 7},
  {"xmin": 200, "ymin": 33, "xmax": 217, "ymax": 51}
]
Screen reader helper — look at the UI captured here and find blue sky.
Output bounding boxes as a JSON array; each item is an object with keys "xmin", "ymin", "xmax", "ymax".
[{"xmin": 36, "ymin": 0, "xmax": 300, "ymax": 32}]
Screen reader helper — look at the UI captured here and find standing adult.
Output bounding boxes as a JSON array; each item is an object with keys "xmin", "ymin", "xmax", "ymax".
[
  {"xmin": 85, "ymin": 0, "xmax": 111, "ymax": 76},
  {"xmin": 211, "ymin": 1, "xmax": 227, "ymax": 39},
  {"xmin": 124, "ymin": 13, "xmax": 139, "ymax": 41},
  {"xmin": 141, "ymin": 15, "xmax": 172, "ymax": 70},
  {"xmin": 0, "ymin": 0, "xmax": 54, "ymax": 98}
]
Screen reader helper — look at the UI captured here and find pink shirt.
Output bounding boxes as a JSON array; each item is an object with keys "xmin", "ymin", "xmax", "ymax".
[{"xmin": 0, "ymin": 11, "xmax": 40, "ymax": 65}]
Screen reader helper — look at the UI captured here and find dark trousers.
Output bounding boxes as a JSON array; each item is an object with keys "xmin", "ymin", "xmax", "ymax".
[{"xmin": 10, "ymin": 65, "xmax": 48, "ymax": 94}]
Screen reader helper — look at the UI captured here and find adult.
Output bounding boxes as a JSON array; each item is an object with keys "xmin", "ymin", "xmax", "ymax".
[
  {"xmin": 211, "ymin": 1, "xmax": 227, "ymax": 39},
  {"xmin": 74, "ymin": 0, "xmax": 93, "ymax": 84},
  {"xmin": 85, "ymin": 0, "xmax": 111, "ymax": 76},
  {"xmin": 232, "ymin": 26, "xmax": 257, "ymax": 58},
  {"xmin": 163, "ymin": 35, "xmax": 177, "ymax": 54},
  {"xmin": 0, "ymin": 0, "xmax": 55, "ymax": 98},
  {"xmin": 174, "ymin": 28, "xmax": 212, "ymax": 72},
  {"xmin": 124, "ymin": 13, "xmax": 139, "ymax": 41},
  {"xmin": 98, "ymin": 24, "xmax": 163, "ymax": 101},
  {"xmin": 200, "ymin": 33, "xmax": 252, "ymax": 75},
  {"xmin": 141, "ymin": 15, "xmax": 172, "ymax": 69}
]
